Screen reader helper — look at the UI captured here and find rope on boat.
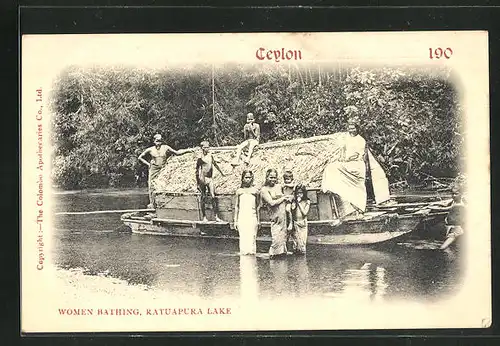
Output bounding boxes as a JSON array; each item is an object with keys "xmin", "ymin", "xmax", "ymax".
[{"xmin": 55, "ymin": 208, "xmax": 155, "ymax": 216}]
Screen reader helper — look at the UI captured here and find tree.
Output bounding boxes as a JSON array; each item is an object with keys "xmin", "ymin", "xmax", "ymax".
[{"xmin": 50, "ymin": 64, "xmax": 461, "ymax": 189}]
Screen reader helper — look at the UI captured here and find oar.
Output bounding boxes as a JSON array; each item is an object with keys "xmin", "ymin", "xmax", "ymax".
[{"xmin": 55, "ymin": 208, "xmax": 154, "ymax": 216}]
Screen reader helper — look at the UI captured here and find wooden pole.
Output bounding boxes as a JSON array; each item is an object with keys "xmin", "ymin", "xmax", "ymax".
[
  {"xmin": 55, "ymin": 208, "xmax": 155, "ymax": 216},
  {"xmin": 212, "ymin": 64, "xmax": 219, "ymax": 146},
  {"xmin": 318, "ymin": 64, "xmax": 321, "ymax": 87},
  {"xmin": 330, "ymin": 194, "xmax": 340, "ymax": 219},
  {"xmin": 212, "ymin": 64, "xmax": 215, "ymax": 117}
]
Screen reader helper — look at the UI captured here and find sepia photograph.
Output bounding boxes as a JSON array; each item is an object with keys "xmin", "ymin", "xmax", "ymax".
[{"xmin": 21, "ymin": 32, "xmax": 490, "ymax": 332}]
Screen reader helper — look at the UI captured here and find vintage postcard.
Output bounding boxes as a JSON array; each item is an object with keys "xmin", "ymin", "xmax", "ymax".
[{"xmin": 21, "ymin": 32, "xmax": 490, "ymax": 333}]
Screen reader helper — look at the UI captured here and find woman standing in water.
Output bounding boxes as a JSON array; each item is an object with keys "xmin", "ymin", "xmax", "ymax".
[
  {"xmin": 234, "ymin": 170, "xmax": 260, "ymax": 255},
  {"xmin": 260, "ymin": 169, "xmax": 293, "ymax": 259}
]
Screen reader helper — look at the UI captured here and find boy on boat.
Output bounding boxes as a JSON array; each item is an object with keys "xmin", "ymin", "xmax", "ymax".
[
  {"xmin": 138, "ymin": 134, "xmax": 195, "ymax": 209},
  {"xmin": 196, "ymin": 140, "xmax": 226, "ymax": 222},
  {"xmin": 232, "ymin": 113, "xmax": 260, "ymax": 166}
]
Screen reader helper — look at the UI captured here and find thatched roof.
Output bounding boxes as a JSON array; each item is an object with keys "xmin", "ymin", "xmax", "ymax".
[{"xmin": 153, "ymin": 133, "xmax": 348, "ymax": 194}]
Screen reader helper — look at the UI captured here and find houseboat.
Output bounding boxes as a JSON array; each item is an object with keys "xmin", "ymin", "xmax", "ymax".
[{"xmin": 121, "ymin": 133, "xmax": 452, "ymax": 245}]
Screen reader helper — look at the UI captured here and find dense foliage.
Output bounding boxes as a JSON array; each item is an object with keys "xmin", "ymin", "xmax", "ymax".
[{"xmin": 50, "ymin": 64, "xmax": 461, "ymax": 189}]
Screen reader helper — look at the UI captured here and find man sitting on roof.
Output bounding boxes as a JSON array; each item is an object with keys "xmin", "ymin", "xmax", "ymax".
[
  {"xmin": 321, "ymin": 120, "xmax": 380, "ymax": 217},
  {"xmin": 231, "ymin": 113, "xmax": 260, "ymax": 166}
]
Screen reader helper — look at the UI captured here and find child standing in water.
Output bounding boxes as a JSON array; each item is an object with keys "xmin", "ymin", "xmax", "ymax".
[
  {"xmin": 440, "ymin": 186, "xmax": 466, "ymax": 250},
  {"xmin": 282, "ymin": 170, "xmax": 296, "ymax": 231},
  {"xmin": 290, "ymin": 184, "xmax": 310, "ymax": 255},
  {"xmin": 234, "ymin": 170, "xmax": 260, "ymax": 255}
]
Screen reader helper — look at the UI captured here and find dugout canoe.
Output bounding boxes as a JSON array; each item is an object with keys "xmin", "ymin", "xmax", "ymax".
[{"xmin": 120, "ymin": 189, "xmax": 448, "ymax": 246}]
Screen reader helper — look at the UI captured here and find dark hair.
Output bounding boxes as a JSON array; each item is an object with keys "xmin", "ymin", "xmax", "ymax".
[
  {"xmin": 294, "ymin": 183, "xmax": 308, "ymax": 200},
  {"xmin": 347, "ymin": 122, "xmax": 360, "ymax": 131},
  {"xmin": 240, "ymin": 170, "xmax": 254, "ymax": 188},
  {"xmin": 264, "ymin": 168, "xmax": 278, "ymax": 187}
]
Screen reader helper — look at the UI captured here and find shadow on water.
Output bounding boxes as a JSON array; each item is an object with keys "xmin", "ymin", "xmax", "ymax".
[
  {"xmin": 53, "ymin": 188, "xmax": 149, "ymax": 213},
  {"xmin": 53, "ymin": 188, "xmax": 463, "ymax": 302}
]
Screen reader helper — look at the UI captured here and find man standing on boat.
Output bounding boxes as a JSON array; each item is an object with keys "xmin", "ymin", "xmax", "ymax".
[
  {"xmin": 196, "ymin": 140, "xmax": 226, "ymax": 222},
  {"xmin": 138, "ymin": 134, "xmax": 195, "ymax": 209}
]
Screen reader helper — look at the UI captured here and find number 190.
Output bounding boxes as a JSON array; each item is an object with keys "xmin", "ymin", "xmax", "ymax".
[{"xmin": 429, "ymin": 47, "xmax": 453, "ymax": 59}]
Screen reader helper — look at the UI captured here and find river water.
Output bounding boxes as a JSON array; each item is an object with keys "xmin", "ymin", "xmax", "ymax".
[{"xmin": 53, "ymin": 188, "xmax": 462, "ymax": 303}]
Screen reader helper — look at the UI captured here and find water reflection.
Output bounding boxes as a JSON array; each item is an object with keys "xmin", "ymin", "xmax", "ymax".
[
  {"xmin": 372, "ymin": 267, "xmax": 388, "ymax": 302},
  {"xmin": 200, "ymin": 255, "xmax": 217, "ymax": 298},
  {"xmin": 53, "ymin": 188, "xmax": 462, "ymax": 303},
  {"xmin": 269, "ymin": 259, "xmax": 288, "ymax": 296},
  {"xmin": 240, "ymin": 256, "xmax": 259, "ymax": 303},
  {"xmin": 287, "ymin": 256, "xmax": 310, "ymax": 297},
  {"xmin": 333, "ymin": 264, "xmax": 387, "ymax": 303}
]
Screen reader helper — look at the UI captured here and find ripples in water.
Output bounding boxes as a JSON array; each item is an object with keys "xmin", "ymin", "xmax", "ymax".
[{"xmin": 52, "ymin": 188, "xmax": 463, "ymax": 303}]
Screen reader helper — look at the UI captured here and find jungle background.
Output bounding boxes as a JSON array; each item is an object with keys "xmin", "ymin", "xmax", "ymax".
[{"xmin": 50, "ymin": 64, "xmax": 462, "ymax": 189}]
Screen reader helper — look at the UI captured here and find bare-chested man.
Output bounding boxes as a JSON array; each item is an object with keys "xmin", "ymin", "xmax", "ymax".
[
  {"xmin": 139, "ymin": 134, "xmax": 194, "ymax": 208},
  {"xmin": 196, "ymin": 140, "xmax": 226, "ymax": 222}
]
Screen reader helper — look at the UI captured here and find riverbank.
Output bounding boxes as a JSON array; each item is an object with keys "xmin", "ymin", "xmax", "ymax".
[
  {"xmin": 52, "ymin": 266, "xmax": 209, "ymax": 306},
  {"xmin": 55, "ymin": 267, "xmax": 153, "ymax": 300},
  {"xmin": 35, "ymin": 265, "xmax": 467, "ymax": 332}
]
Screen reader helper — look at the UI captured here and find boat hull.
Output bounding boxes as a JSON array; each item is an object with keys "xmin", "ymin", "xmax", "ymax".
[{"xmin": 121, "ymin": 213, "xmax": 421, "ymax": 246}]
